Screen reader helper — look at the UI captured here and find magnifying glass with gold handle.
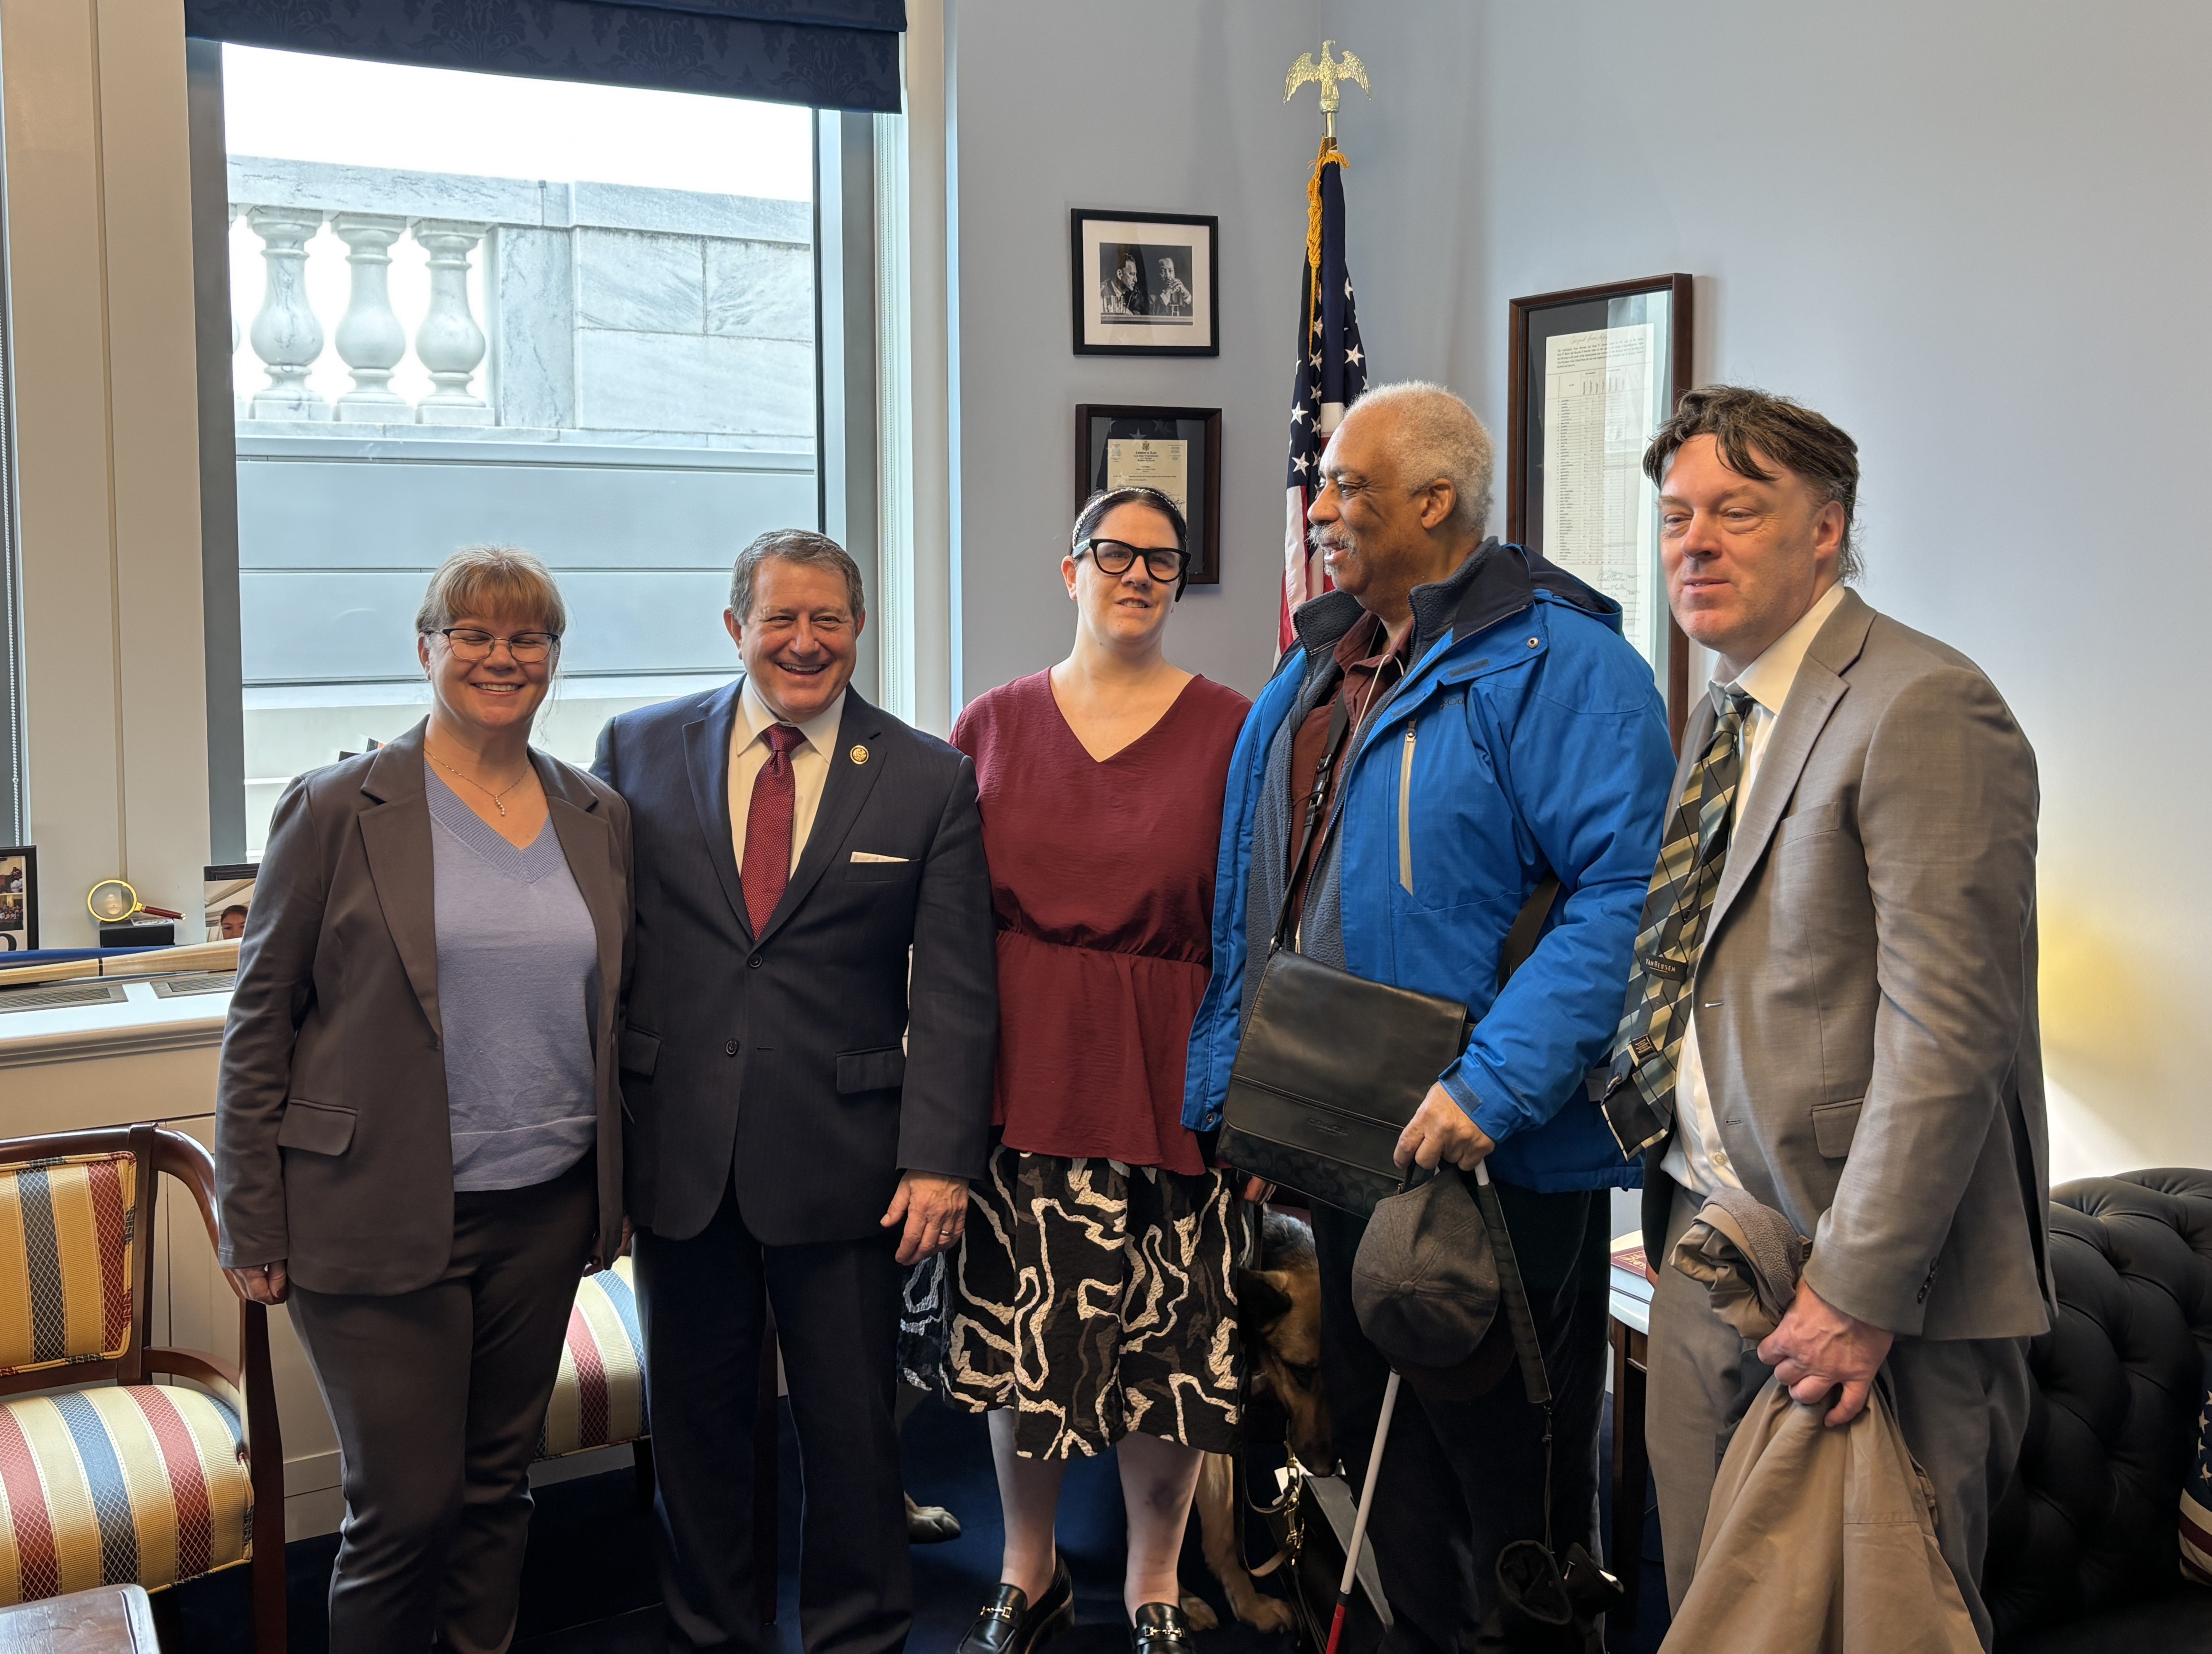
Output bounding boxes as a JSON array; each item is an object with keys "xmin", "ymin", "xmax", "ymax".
[{"xmin": 86, "ymin": 879, "xmax": 184, "ymax": 925}]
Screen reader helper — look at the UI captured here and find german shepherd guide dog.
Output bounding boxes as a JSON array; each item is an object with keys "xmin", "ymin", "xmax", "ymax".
[{"xmin": 1179, "ymin": 1208, "xmax": 1325, "ymax": 1634}]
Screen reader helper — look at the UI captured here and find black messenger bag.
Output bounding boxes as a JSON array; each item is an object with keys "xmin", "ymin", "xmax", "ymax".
[{"xmin": 1217, "ymin": 695, "xmax": 1558, "ymax": 1216}]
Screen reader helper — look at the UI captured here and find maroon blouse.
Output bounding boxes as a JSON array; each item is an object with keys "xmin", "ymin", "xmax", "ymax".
[{"xmin": 953, "ymin": 670, "xmax": 1251, "ymax": 1173}]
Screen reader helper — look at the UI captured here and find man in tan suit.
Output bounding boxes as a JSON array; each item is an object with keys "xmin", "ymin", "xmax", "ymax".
[{"xmin": 1605, "ymin": 387, "xmax": 2050, "ymax": 1647}]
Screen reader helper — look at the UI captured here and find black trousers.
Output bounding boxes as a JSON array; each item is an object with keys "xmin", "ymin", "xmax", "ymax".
[
  {"xmin": 1311, "ymin": 1181, "xmax": 1611, "ymax": 1653},
  {"xmin": 634, "ymin": 1185, "xmax": 909, "ymax": 1654},
  {"xmin": 288, "ymin": 1156, "xmax": 598, "ymax": 1654}
]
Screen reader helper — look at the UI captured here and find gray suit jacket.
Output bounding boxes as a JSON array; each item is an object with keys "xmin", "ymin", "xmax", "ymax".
[
  {"xmin": 216, "ymin": 721, "xmax": 633, "ymax": 1294},
  {"xmin": 1641, "ymin": 589, "xmax": 2052, "ymax": 1340}
]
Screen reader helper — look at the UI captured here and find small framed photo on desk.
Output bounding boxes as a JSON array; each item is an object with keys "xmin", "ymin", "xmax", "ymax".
[
  {"xmin": 204, "ymin": 863, "xmax": 258, "ymax": 943},
  {"xmin": 0, "ymin": 846, "xmax": 37, "ymax": 952}
]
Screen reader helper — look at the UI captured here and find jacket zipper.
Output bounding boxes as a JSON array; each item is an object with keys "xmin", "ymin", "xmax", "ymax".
[{"xmin": 1397, "ymin": 723, "xmax": 1416, "ymax": 894}]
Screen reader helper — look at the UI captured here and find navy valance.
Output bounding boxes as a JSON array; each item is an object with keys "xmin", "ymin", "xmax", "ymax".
[{"xmin": 184, "ymin": 0, "xmax": 907, "ymax": 113}]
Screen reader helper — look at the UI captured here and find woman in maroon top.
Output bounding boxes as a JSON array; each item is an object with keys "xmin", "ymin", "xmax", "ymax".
[{"xmin": 940, "ymin": 488, "xmax": 1251, "ymax": 1654}]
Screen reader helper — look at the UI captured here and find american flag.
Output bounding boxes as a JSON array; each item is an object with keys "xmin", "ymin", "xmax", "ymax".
[
  {"xmin": 1281, "ymin": 141, "xmax": 1370, "ymax": 654},
  {"xmin": 2185, "ymin": 1382, "xmax": 2212, "ymax": 1582}
]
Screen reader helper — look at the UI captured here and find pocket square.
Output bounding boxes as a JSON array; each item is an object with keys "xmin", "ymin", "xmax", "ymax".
[{"xmin": 850, "ymin": 851, "xmax": 909, "ymax": 864}]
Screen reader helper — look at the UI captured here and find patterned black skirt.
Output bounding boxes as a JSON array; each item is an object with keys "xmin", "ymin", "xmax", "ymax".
[{"xmin": 911, "ymin": 1145, "xmax": 1241, "ymax": 1460}]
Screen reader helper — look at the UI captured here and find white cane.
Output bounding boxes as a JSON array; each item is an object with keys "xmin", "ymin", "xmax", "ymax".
[
  {"xmin": 1326, "ymin": 1362, "xmax": 1400, "ymax": 1654},
  {"xmin": 1326, "ymin": 1160, "xmax": 1495, "ymax": 1654}
]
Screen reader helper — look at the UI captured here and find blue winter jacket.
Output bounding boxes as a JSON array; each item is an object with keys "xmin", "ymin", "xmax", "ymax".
[{"xmin": 1182, "ymin": 541, "xmax": 1675, "ymax": 1192}]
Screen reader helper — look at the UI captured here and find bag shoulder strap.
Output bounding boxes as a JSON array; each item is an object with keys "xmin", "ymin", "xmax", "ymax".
[
  {"xmin": 1271, "ymin": 693, "xmax": 1356, "ymax": 951},
  {"xmin": 1496, "ymin": 873, "xmax": 1561, "ymax": 989},
  {"xmin": 1469, "ymin": 1172, "xmax": 1551, "ymax": 1411}
]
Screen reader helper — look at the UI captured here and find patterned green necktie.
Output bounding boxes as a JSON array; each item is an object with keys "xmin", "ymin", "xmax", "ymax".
[{"xmin": 1601, "ymin": 685, "xmax": 1754, "ymax": 1159}]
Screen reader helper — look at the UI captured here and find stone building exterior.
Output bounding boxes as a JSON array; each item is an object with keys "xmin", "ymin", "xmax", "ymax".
[{"xmin": 226, "ymin": 156, "xmax": 816, "ymax": 851}]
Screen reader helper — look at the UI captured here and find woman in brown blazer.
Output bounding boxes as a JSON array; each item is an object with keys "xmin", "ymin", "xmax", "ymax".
[{"xmin": 216, "ymin": 546, "xmax": 632, "ymax": 1654}]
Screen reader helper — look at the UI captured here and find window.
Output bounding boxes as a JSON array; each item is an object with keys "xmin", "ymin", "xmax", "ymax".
[
  {"xmin": 0, "ymin": 141, "xmax": 20, "ymax": 849},
  {"xmin": 209, "ymin": 47, "xmax": 823, "ymax": 855}
]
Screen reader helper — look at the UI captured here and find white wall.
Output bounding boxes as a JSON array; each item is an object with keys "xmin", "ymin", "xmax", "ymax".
[
  {"xmin": 1466, "ymin": 0, "xmax": 2212, "ymax": 1179},
  {"xmin": 950, "ymin": 0, "xmax": 1495, "ymax": 704},
  {"xmin": 946, "ymin": 0, "xmax": 2212, "ymax": 1178}
]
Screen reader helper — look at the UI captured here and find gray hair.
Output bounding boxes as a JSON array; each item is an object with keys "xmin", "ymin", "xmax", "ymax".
[
  {"xmin": 414, "ymin": 544, "xmax": 566, "ymax": 636},
  {"xmin": 1345, "ymin": 381, "xmax": 1496, "ymax": 538},
  {"xmin": 728, "ymin": 529, "xmax": 867, "ymax": 622}
]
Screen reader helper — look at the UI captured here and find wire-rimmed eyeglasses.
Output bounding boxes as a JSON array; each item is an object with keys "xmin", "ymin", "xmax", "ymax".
[{"xmin": 433, "ymin": 627, "xmax": 561, "ymax": 663}]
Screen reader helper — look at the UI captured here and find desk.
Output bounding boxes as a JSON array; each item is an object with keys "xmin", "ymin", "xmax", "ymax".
[
  {"xmin": 1607, "ymin": 1256, "xmax": 1654, "ymax": 1628},
  {"xmin": 0, "ymin": 1585, "xmax": 158, "ymax": 1652}
]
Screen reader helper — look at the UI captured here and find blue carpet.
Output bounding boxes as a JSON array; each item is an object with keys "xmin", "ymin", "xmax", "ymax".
[
  {"xmin": 167, "ymin": 1394, "xmax": 1670, "ymax": 1650},
  {"xmin": 166, "ymin": 1395, "xmax": 1324, "ymax": 1653}
]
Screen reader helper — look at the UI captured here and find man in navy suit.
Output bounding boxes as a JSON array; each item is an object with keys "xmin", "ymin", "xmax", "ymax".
[{"xmin": 594, "ymin": 529, "xmax": 996, "ymax": 1654}]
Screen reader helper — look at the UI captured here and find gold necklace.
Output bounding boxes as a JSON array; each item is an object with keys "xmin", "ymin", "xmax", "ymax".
[{"xmin": 429, "ymin": 747, "xmax": 534, "ymax": 817}]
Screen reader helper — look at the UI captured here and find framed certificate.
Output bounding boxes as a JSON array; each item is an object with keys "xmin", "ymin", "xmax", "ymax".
[
  {"xmin": 1074, "ymin": 404, "xmax": 1223, "ymax": 585},
  {"xmin": 1507, "ymin": 274, "xmax": 1695, "ymax": 746},
  {"xmin": 1070, "ymin": 210, "xmax": 1220, "ymax": 356}
]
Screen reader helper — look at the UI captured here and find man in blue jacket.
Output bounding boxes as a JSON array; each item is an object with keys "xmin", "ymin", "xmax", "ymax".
[{"xmin": 1185, "ymin": 383, "xmax": 1674, "ymax": 1642}]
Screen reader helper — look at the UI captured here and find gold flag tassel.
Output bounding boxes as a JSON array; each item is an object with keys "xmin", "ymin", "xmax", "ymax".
[{"xmin": 1306, "ymin": 141, "xmax": 1349, "ymax": 287}]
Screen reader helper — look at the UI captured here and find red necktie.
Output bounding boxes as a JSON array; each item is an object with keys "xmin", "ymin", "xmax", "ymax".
[{"xmin": 742, "ymin": 723, "xmax": 804, "ymax": 935}]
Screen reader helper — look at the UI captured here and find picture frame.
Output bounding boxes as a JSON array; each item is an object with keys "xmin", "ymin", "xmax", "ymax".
[
  {"xmin": 1507, "ymin": 274, "xmax": 1695, "ymax": 746},
  {"xmin": 1074, "ymin": 404, "xmax": 1224, "ymax": 586},
  {"xmin": 0, "ymin": 846, "xmax": 37, "ymax": 953},
  {"xmin": 204, "ymin": 862, "xmax": 259, "ymax": 944},
  {"xmin": 1070, "ymin": 210, "xmax": 1219, "ymax": 356}
]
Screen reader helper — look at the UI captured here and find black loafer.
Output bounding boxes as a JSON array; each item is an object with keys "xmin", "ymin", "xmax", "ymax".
[
  {"xmin": 957, "ymin": 1558, "xmax": 1074, "ymax": 1654},
  {"xmin": 1130, "ymin": 1601, "xmax": 1196, "ymax": 1654}
]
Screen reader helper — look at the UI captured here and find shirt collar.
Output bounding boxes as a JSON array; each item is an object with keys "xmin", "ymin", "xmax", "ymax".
[
  {"xmin": 737, "ymin": 675, "xmax": 846, "ymax": 757},
  {"xmin": 1717, "ymin": 581, "xmax": 1848, "ymax": 718}
]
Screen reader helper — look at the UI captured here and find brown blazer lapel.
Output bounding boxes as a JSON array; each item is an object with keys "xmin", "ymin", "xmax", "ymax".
[
  {"xmin": 357, "ymin": 724, "xmax": 441, "ymax": 1042},
  {"xmin": 1707, "ymin": 590, "xmax": 1875, "ymax": 937},
  {"xmin": 540, "ymin": 758, "xmax": 624, "ymax": 1051}
]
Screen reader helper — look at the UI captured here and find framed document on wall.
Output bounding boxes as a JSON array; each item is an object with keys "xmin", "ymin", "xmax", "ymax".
[
  {"xmin": 1508, "ymin": 274, "xmax": 1694, "ymax": 746},
  {"xmin": 1074, "ymin": 404, "xmax": 1223, "ymax": 585}
]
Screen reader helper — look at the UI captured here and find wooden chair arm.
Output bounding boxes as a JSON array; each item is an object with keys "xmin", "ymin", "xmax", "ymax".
[{"xmin": 151, "ymin": 1131, "xmax": 225, "ymax": 1262}]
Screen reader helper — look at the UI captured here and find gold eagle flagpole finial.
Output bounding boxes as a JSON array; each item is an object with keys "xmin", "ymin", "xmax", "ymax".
[{"xmin": 1285, "ymin": 39, "xmax": 1371, "ymax": 147}]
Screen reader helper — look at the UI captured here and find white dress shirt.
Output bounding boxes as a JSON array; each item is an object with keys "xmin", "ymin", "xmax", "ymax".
[
  {"xmin": 729, "ymin": 676, "xmax": 846, "ymax": 877},
  {"xmin": 1662, "ymin": 580, "xmax": 1848, "ymax": 1198}
]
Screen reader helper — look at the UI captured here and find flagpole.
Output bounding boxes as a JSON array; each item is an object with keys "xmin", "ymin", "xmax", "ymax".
[{"xmin": 1278, "ymin": 42, "xmax": 1374, "ymax": 657}]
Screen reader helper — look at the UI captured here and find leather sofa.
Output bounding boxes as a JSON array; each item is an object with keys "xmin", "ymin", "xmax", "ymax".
[{"xmin": 1988, "ymin": 1170, "xmax": 2212, "ymax": 1651}]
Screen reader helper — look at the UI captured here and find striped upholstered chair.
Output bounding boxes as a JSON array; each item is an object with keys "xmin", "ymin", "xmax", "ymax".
[
  {"xmin": 535, "ymin": 1257, "xmax": 646, "ymax": 1462},
  {"xmin": 530, "ymin": 1257, "xmax": 784, "ymax": 1624},
  {"xmin": 0, "ymin": 1126, "xmax": 284, "ymax": 1650}
]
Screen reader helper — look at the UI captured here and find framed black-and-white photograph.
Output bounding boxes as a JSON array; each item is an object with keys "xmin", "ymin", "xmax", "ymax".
[
  {"xmin": 1075, "ymin": 404, "xmax": 1223, "ymax": 585},
  {"xmin": 1070, "ymin": 210, "xmax": 1219, "ymax": 356},
  {"xmin": 0, "ymin": 846, "xmax": 37, "ymax": 953},
  {"xmin": 204, "ymin": 862, "xmax": 258, "ymax": 943}
]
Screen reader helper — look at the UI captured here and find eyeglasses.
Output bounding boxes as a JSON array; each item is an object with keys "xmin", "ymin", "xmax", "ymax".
[
  {"xmin": 435, "ymin": 627, "xmax": 560, "ymax": 663},
  {"xmin": 1076, "ymin": 539, "xmax": 1188, "ymax": 583}
]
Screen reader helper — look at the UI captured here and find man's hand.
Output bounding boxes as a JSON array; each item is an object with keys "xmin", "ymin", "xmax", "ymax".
[
  {"xmin": 1393, "ymin": 1084, "xmax": 1497, "ymax": 1173},
  {"xmin": 880, "ymin": 1171, "xmax": 969, "ymax": 1266},
  {"xmin": 1757, "ymin": 1277, "xmax": 1894, "ymax": 1426},
  {"xmin": 226, "ymin": 1262, "xmax": 289, "ymax": 1306}
]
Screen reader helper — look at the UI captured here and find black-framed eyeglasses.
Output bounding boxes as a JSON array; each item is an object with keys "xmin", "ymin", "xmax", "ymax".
[
  {"xmin": 1076, "ymin": 538, "xmax": 1188, "ymax": 583},
  {"xmin": 434, "ymin": 627, "xmax": 561, "ymax": 663}
]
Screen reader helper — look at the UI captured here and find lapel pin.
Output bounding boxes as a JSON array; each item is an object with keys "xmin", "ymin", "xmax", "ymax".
[{"xmin": 850, "ymin": 744, "xmax": 870, "ymax": 765}]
